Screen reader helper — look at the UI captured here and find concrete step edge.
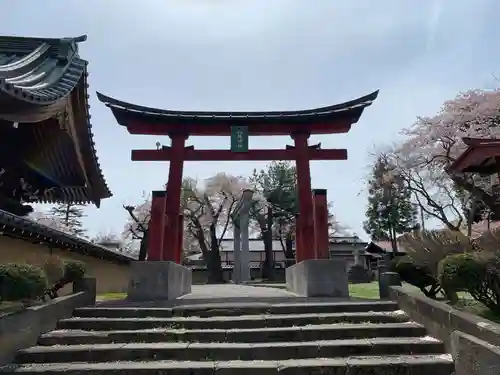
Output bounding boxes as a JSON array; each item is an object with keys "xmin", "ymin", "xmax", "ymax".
[
  {"xmin": 61, "ymin": 310, "xmax": 408, "ymax": 323},
  {"xmin": 41, "ymin": 322, "xmax": 424, "ymax": 338},
  {"xmin": 2, "ymin": 354, "xmax": 455, "ymax": 373},
  {"xmin": 74, "ymin": 301, "xmax": 399, "ymax": 317},
  {"xmin": 20, "ymin": 336, "xmax": 445, "ymax": 355}
]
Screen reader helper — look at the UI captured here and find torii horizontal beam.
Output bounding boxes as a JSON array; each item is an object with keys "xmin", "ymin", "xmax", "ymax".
[{"xmin": 131, "ymin": 148, "xmax": 348, "ymax": 161}]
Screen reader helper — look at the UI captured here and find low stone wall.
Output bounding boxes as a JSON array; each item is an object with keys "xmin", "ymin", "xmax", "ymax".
[
  {"xmin": 0, "ymin": 279, "xmax": 96, "ymax": 365},
  {"xmin": 390, "ymin": 286, "xmax": 500, "ymax": 375},
  {"xmin": 452, "ymin": 331, "xmax": 500, "ymax": 375}
]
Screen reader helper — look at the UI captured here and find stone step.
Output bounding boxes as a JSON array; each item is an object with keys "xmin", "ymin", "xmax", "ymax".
[
  {"xmin": 39, "ymin": 322, "xmax": 426, "ymax": 345},
  {"xmin": 1, "ymin": 354, "xmax": 455, "ymax": 374},
  {"xmin": 16, "ymin": 337, "xmax": 446, "ymax": 363},
  {"xmin": 74, "ymin": 301, "xmax": 398, "ymax": 318},
  {"xmin": 57, "ymin": 311, "xmax": 408, "ymax": 331}
]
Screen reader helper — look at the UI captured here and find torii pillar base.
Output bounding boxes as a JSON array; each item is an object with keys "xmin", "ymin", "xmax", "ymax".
[
  {"xmin": 286, "ymin": 259, "xmax": 349, "ymax": 297},
  {"xmin": 127, "ymin": 261, "xmax": 192, "ymax": 301}
]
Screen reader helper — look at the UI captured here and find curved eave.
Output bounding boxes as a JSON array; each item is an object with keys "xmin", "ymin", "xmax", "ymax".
[
  {"xmin": 448, "ymin": 138, "xmax": 500, "ymax": 174},
  {"xmin": 78, "ymin": 68, "xmax": 112, "ymax": 205},
  {"xmin": 96, "ymin": 90, "xmax": 379, "ymax": 126},
  {"xmin": 0, "ymin": 35, "xmax": 87, "ymax": 121}
]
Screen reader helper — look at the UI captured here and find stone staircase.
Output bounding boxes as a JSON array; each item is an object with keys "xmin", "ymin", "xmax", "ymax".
[{"xmin": 1, "ymin": 300, "xmax": 454, "ymax": 374}]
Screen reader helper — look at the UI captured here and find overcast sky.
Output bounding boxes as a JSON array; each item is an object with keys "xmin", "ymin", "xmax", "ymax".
[{"xmin": 2, "ymin": 0, "xmax": 499, "ymax": 239}]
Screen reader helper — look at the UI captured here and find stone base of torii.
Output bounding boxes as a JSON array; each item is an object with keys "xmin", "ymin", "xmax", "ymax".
[{"xmin": 126, "ymin": 188, "xmax": 348, "ymax": 301}]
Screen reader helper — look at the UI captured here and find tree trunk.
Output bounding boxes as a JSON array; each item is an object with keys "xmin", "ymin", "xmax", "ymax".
[
  {"xmin": 207, "ymin": 224, "xmax": 223, "ymax": 284},
  {"xmin": 64, "ymin": 204, "xmax": 70, "ymax": 227},
  {"xmin": 138, "ymin": 229, "xmax": 149, "ymax": 261},
  {"xmin": 284, "ymin": 235, "xmax": 295, "ymax": 267},
  {"xmin": 262, "ymin": 206, "xmax": 275, "ymax": 280}
]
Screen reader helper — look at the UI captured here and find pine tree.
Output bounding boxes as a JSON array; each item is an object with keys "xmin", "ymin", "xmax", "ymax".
[
  {"xmin": 49, "ymin": 203, "xmax": 87, "ymax": 237},
  {"xmin": 363, "ymin": 155, "xmax": 418, "ymax": 253}
]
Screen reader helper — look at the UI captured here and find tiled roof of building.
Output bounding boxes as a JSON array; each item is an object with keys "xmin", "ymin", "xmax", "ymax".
[
  {"xmin": 0, "ymin": 34, "xmax": 111, "ymax": 206},
  {"xmin": 0, "ymin": 209, "xmax": 134, "ymax": 264}
]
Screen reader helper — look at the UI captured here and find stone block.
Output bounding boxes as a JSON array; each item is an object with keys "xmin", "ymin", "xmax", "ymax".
[
  {"xmin": 127, "ymin": 261, "xmax": 192, "ymax": 302},
  {"xmin": 73, "ymin": 277, "xmax": 97, "ymax": 305},
  {"xmin": 285, "ymin": 259, "xmax": 348, "ymax": 297},
  {"xmin": 378, "ymin": 272, "xmax": 401, "ymax": 300}
]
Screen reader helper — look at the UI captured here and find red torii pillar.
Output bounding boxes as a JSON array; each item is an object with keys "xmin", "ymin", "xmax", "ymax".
[
  {"xmin": 292, "ymin": 132, "xmax": 316, "ymax": 262},
  {"xmin": 162, "ymin": 134, "xmax": 187, "ymax": 263},
  {"xmin": 176, "ymin": 214, "xmax": 184, "ymax": 263},
  {"xmin": 148, "ymin": 191, "xmax": 166, "ymax": 261},
  {"xmin": 147, "ymin": 134, "xmax": 187, "ymax": 264},
  {"xmin": 312, "ymin": 189, "xmax": 330, "ymax": 259}
]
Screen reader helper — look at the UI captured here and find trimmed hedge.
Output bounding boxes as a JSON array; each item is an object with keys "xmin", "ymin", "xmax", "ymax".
[
  {"xmin": 0, "ymin": 260, "xmax": 87, "ymax": 302},
  {"xmin": 0, "ymin": 263, "xmax": 47, "ymax": 301},
  {"xmin": 438, "ymin": 253, "xmax": 483, "ymax": 291},
  {"xmin": 439, "ymin": 251, "xmax": 500, "ymax": 313}
]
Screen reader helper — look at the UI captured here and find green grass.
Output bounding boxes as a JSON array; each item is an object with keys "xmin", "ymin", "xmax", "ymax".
[
  {"xmin": 96, "ymin": 292, "xmax": 127, "ymax": 301},
  {"xmin": 348, "ymin": 282, "xmax": 380, "ymax": 299}
]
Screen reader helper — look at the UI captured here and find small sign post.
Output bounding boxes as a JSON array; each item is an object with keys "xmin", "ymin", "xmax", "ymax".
[{"xmin": 230, "ymin": 126, "xmax": 249, "ymax": 152}]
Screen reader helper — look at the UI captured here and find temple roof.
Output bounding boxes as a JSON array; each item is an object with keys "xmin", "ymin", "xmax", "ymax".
[
  {"xmin": 448, "ymin": 138, "xmax": 500, "ymax": 175},
  {"xmin": 0, "ymin": 35, "xmax": 111, "ymax": 206},
  {"xmin": 97, "ymin": 90, "xmax": 379, "ymax": 135},
  {"xmin": 0, "ymin": 35, "xmax": 88, "ymax": 121},
  {"xmin": 0, "ymin": 209, "xmax": 134, "ymax": 264}
]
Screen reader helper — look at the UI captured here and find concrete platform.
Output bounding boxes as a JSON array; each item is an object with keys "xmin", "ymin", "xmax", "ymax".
[
  {"xmin": 286, "ymin": 259, "xmax": 349, "ymax": 297},
  {"xmin": 127, "ymin": 261, "xmax": 192, "ymax": 301}
]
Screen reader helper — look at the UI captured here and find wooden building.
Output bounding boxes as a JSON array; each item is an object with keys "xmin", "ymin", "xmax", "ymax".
[
  {"xmin": 0, "ymin": 34, "xmax": 124, "ymax": 294},
  {"xmin": 0, "ymin": 34, "xmax": 111, "ymax": 216}
]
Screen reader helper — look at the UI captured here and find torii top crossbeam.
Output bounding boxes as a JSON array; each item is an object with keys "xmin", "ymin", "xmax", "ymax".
[{"xmin": 97, "ymin": 90, "xmax": 379, "ymax": 136}]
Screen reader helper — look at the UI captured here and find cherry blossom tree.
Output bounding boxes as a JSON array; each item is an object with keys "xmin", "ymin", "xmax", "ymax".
[
  {"xmin": 121, "ymin": 192, "xmax": 151, "ymax": 260},
  {"xmin": 122, "ymin": 173, "xmax": 255, "ymax": 282},
  {"xmin": 29, "ymin": 210, "xmax": 72, "ymax": 234},
  {"xmin": 393, "ymin": 89, "xmax": 500, "ymax": 229},
  {"xmin": 183, "ymin": 173, "xmax": 260, "ymax": 283}
]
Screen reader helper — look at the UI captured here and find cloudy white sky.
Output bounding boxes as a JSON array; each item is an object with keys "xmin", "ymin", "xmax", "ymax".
[{"xmin": 2, "ymin": 0, "xmax": 499, "ymax": 239}]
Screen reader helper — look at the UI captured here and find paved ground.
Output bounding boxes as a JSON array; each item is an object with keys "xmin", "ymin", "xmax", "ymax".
[
  {"xmin": 97, "ymin": 284, "xmax": 364, "ymax": 308},
  {"xmin": 178, "ymin": 284, "xmax": 298, "ymax": 299}
]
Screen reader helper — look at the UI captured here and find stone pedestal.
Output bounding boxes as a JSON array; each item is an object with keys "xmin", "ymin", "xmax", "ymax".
[
  {"xmin": 127, "ymin": 261, "xmax": 192, "ymax": 301},
  {"xmin": 379, "ymin": 271, "xmax": 402, "ymax": 300},
  {"xmin": 286, "ymin": 259, "xmax": 348, "ymax": 297},
  {"xmin": 72, "ymin": 277, "xmax": 97, "ymax": 305}
]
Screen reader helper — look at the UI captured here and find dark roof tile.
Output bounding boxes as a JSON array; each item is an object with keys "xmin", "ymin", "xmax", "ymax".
[
  {"xmin": 0, "ymin": 208, "xmax": 134, "ymax": 264},
  {"xmin": 0, "ymin": 35, "xmax": 87, "ymax": 106}
]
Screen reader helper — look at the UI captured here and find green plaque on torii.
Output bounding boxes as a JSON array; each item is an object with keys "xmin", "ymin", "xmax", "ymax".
[{"xmin": 230, "ymin": 126, "xmax": 249, "ymax": 152}]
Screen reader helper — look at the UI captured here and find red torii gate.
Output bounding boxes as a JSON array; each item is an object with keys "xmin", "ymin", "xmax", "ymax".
[{"xmin": 98, "ymin": 91, "xmax": 378, "ymax": 264}]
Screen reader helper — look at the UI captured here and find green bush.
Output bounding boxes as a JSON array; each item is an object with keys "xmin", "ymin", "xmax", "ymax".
[
  {"xmin": 392, "ymin": 256, "xmax": 442, "ymax": 298},
  {"xmin": 439, "ymin": 251, "xmax": 500, "ymax": 313},
  {"xmin": 63, "ymin": 261, "xmax": 86, "ymax": 283},
  {"xmin": 0, "ymin": 263, "xmax": 47, "ymax": 301},
  {"xmin": 439, "ymin": 253, "xmax": 484, "ymax": 292}
]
